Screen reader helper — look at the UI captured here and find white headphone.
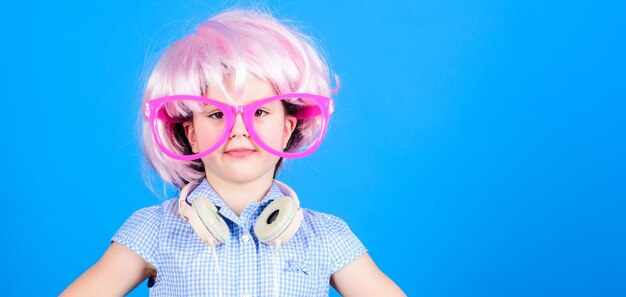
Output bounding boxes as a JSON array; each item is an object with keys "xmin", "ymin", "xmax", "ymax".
[
  {"xmin": 177, "ymin": 181, "xmax": 304, "ymax": 296},
  {"xmin": 177, "ymin": 180, "xmax": 304, "ymax": 249}
]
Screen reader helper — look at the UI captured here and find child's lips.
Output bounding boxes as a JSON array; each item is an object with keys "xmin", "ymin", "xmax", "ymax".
[{"xmin": 224, "ymin": 148, "xmax": 256, "ymax": 158}]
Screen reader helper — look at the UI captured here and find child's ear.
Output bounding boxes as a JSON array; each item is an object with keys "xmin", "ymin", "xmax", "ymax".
[
  {"xmin": 182, "ymin": 121, "xmax": 199, "ymax": 153},
  {"xmin": 283, "ymin": 115, "xmax": 297, "ymax": 149}
]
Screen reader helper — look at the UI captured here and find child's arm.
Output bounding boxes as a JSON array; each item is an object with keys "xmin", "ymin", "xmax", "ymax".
[
  {"xmin": 60, "ymin": 242, "xmax": 155, "ymax": 297},
  {"xmin": 330, "ymin": 252, "xmax": 406, "ymax": 297}
]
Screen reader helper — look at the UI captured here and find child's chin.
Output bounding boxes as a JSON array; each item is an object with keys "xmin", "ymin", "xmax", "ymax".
[{"xmin": 222, "ymin": 168, "xmax": 269, "ymax": 184}]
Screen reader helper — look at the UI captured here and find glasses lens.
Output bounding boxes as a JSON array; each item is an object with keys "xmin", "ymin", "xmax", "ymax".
[
  {"xmin": 154, "ymin": 98, "xmax": 228, "ymax": 158},
  {"xmin": 252, "ymin": 96, "xmax": 327, "ymax": 156}
]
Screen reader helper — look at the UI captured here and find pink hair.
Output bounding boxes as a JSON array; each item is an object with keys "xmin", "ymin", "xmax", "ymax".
[{"xmin": 140, "ymin": 9, "xmax": 333, "ymax": 190}]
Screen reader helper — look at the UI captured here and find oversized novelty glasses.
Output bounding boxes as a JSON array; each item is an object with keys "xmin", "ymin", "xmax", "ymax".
[{"xmin": 144, "ymin": 93, "xmax": 334, "ymax": 160}]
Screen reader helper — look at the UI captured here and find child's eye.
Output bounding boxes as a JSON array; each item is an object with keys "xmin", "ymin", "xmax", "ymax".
[
  {"xmin": 208, "ymin": 111, "xmax": 224, "ymax": 119},
  {"xmin": 255, "ymin": 109, "xmax": 269, "ymax": 117}
]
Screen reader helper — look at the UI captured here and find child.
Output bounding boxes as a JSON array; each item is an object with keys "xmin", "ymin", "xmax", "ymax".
[{"xmin": 61, "ymin": 9, "xmax": 405, "ymax": 297}]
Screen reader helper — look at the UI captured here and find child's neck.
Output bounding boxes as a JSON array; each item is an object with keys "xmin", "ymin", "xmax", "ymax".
[{"xmin": 204, "ymin": 172, "xmax": 274, "ymax": 217}]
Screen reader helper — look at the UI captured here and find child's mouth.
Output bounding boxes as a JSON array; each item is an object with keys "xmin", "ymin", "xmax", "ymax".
[{"xmin": 224, "ymin": 148, "xmax": 256, "ymax": 158}]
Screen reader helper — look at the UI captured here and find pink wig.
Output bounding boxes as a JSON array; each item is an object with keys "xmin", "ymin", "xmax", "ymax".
[{"xmin": 140, "ymin": 9, "xmax": 333, "ymax": 190}]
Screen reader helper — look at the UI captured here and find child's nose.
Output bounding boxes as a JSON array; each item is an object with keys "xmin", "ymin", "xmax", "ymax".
[{"xmin": 230, "ymin": 114, "xmax": 249, "ymax": 138}]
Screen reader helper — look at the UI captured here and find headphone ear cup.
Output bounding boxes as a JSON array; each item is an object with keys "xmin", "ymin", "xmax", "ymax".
[
  {"xmin": 254, "ymin": 196, "xmax": 303, "ymax": 246},
  {"xmin": 192, "ymin": 196, "xmax": 231, "ymax": 244}
]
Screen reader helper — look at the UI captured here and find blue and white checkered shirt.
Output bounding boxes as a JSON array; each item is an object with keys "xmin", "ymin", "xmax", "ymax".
[{"xmin": 111, "ymin": 178, "xmax": 367, "ymax": 296}]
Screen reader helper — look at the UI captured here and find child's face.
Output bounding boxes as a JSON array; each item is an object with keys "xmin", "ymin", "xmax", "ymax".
[{"xmin": 183, "ymin": 76, "xmax": 297, "ymax": 184}]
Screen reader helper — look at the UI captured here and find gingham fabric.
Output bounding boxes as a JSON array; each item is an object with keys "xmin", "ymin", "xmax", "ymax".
[{"xmin": 111, "ymin": 178, "xmax": 367, "ymax": 296}]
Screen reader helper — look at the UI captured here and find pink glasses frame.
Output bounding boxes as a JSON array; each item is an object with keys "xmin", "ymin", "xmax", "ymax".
[{"xmin": 143, "ymin": 93, "xmax": 335, "ymax": 160}]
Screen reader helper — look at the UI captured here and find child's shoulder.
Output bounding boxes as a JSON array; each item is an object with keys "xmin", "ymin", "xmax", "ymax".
[
  {"xmin": 300, "ymin": 208, "xmax": 357, "ymax": 239},
  {"xmin": 123, "ymin": 198, "xmax": 181, "ymax": 224},
  {"xmin": 299, "ymin": 208, "xmax": 367, "ymax": 273},
  {"xmin": 111, "ymin": 198, "xmax": 182, "ymax": 267}
]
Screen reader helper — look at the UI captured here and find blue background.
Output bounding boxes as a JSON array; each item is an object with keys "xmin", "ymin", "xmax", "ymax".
[{"xmin": 2, "ymin": 0, "xmax": 625, "ymax": 296}]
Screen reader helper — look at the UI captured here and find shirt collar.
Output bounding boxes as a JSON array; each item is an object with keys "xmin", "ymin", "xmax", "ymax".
[{"xmin": 186, "ymin": 178, "xmax": 285, "ymax": 228}]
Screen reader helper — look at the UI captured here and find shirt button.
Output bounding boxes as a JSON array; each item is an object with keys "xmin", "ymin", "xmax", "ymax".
[{"xmin": 241, "ymin": 234, "xmax": 251, "ymax": 243}]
